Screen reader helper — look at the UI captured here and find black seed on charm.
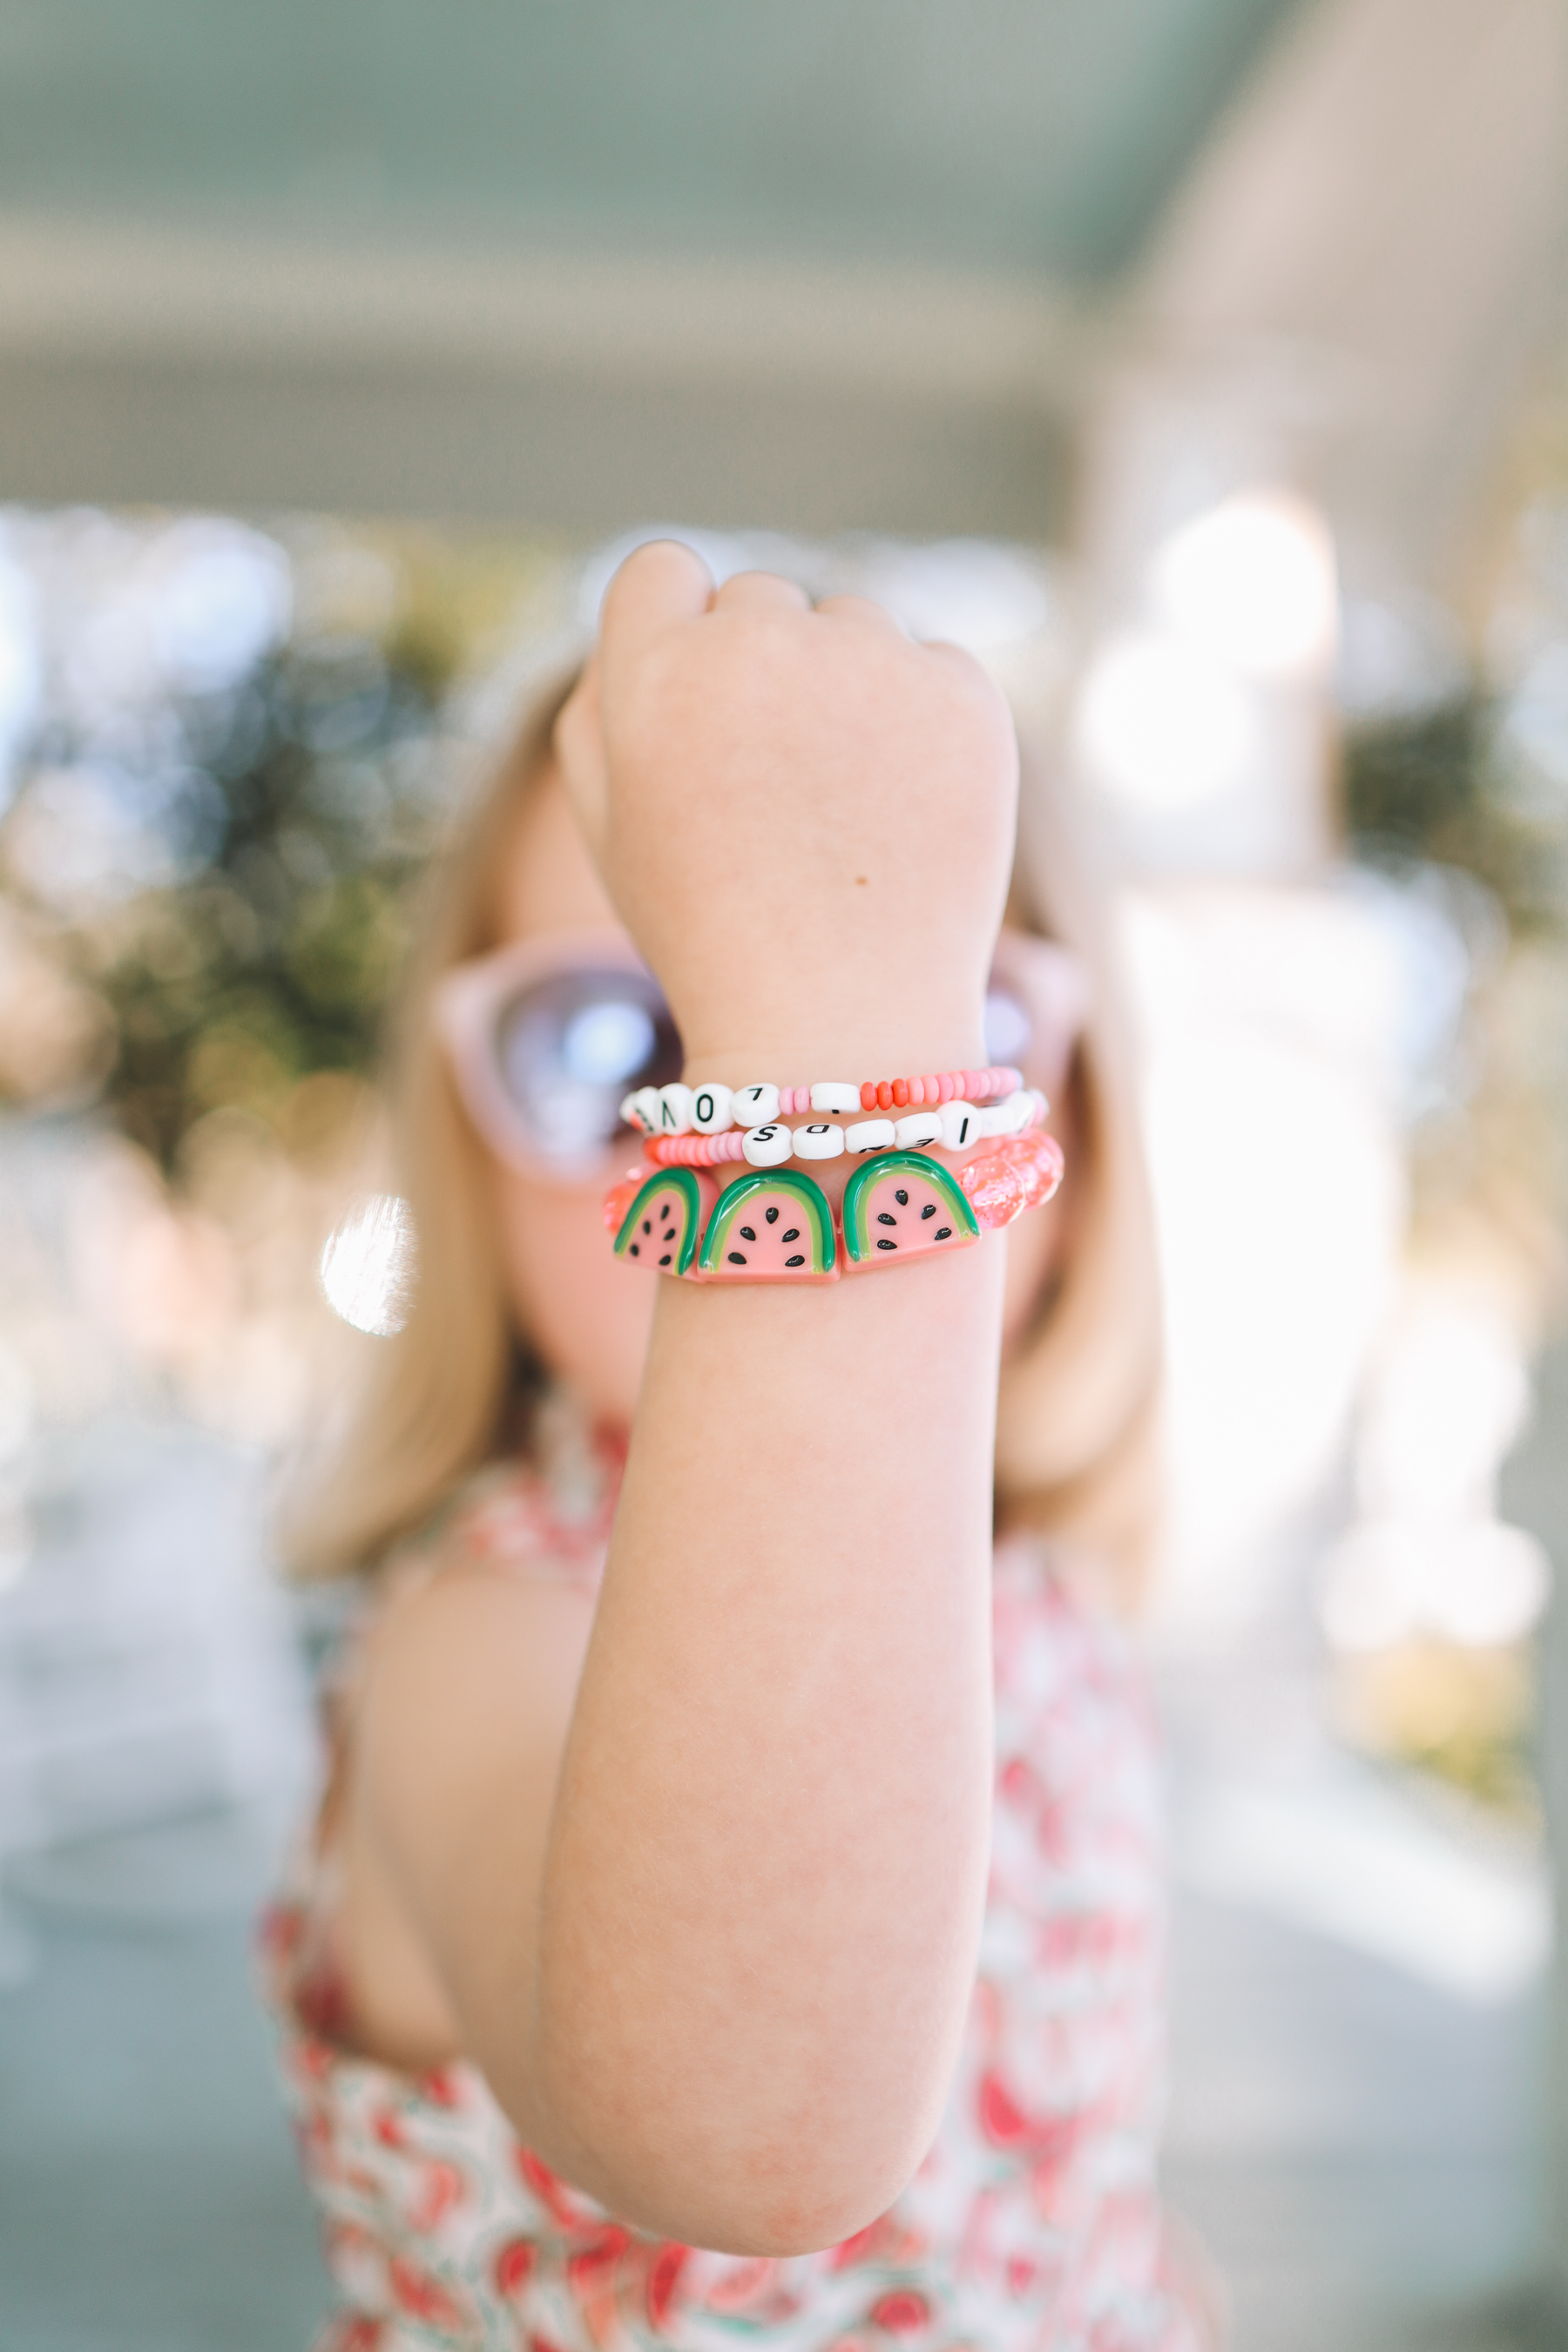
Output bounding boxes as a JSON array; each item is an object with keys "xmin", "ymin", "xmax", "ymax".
[
  {"xmin": 922, "ymin": 1203, "xmax": 937, "ymax": 1220},
  {"xmin": 765, "ymin": 1206, "xmax": 780, "ymax": 1224},
  {"xmin": 659, "ymin": 1254, "xmax": 672, "ymax": 1267},
  {"xmin": 642, "ymin": 1219, "xmax": 652, "ymax": 1235},
  {"xmin": 740, "ymin": 1225, "xmax": 757, "ymax": 1241},
  {"xmin": 877, "ymin": 1238, "xmax": 897, "ymax": 1251},
  {"xmin": 727, "ymin": 1251, "xmax": 747, "ymax": 1265},
  {"xmin": 629, "ymin": 1243, "xmax": 639, "ymax": 1255},
  {"xmin": 936, "ymin": 1227, "xmax": 952, "ymax": 1240},
  {"xmin": 876, "ymin": 1211, "xmax": 897, "ymax": 1227},
  {"xmin": 896, "ymin": 1188, "xmax": 909, "ymax": 1206},
  {"xmin": 781, "ymin": 1227, "xmax": 800, "ymax": 1243},
  {"xmin": 786, "ymin": 1254, "xmax": 805, "ymax": 1267}
]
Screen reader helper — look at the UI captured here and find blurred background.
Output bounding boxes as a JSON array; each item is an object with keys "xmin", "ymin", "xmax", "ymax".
[{"xmin": 1, "ymin": 3, "xmax": 1566, "ymax": 2348}]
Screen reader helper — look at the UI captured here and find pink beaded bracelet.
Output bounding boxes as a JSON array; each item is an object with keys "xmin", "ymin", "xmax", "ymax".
[{"xmin": 775, "ymin": 1068, "xmax": 1022, "ymax": 1116}]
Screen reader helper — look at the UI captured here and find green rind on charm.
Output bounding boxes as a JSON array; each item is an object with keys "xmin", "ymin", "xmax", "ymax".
[
  {"xmin": 614, "ymin": 1169, "xmax": 705, "ymax": 1275},
  {"xmin": 841, "ymin": 1150, "xmax": 979, "ymax": 1267},
  {"xmin": 697, "ymin": 1169, "xmax": 837, "ymax": 1278}
]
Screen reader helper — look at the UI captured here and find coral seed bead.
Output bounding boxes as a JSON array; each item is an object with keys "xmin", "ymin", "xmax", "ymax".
[
  {"xmin": 891, "ymin": 1078, "xmax": 909, "ymax": 1107},
  {"xmin": 876, "ymin": 1081, "xmax": 894, "ymax": 1111}
]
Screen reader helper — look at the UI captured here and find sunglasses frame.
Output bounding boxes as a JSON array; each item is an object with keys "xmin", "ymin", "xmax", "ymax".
[{"xmin": 433, "ymin": 931, "xmax": 673, "ymax": 1186}]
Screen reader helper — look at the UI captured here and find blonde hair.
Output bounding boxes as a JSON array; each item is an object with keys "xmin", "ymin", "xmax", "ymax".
[{"xmin": 281, "ymin": 676, "xmax": 1164, "ymax": 1600}]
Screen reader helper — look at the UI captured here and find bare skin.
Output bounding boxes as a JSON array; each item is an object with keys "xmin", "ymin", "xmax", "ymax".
[{"xmin": 337, "ymin": 551, "xmax": 1065, "ymax": 2254}]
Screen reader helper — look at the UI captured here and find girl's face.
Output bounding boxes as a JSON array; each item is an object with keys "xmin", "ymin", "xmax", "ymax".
[{"xmin": 484, "ymin": 764, "xmax": 1073, "ymax": 1429}]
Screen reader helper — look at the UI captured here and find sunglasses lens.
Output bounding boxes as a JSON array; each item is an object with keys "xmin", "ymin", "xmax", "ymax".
[
  {"xmin": 983, "ymin": 981, "xmax": 1032, "ymax": 1069},
  {"xmin": 495, "ymin": 969, "xmax": 681, "ymax": 1162}
]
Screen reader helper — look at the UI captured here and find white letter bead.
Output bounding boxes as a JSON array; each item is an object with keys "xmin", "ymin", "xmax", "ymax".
[
  {"xmin": 733, "ymin": 1083, "xmax": 780, "ymax": 1127},
  {"xmin": 657, "ymin": 1083, "xmax": 694, "ymax": 1133},
  {"xmin": 626, "ymin": 1086, "xmax": 662, "ymax": 1135},
  {"xmin": 974, "ymin": 1104, "xmax": 1012, "ymax": 1138},
  {"xmin": 846, "ymin": 1118, "xmax": 896, "ymax": 1154},
  {"xmin": 809, "ymin": 1081, "xmax": 862, "ymax": 1115},
  {"xmin": 792, "ymin": 1122, "xmax": 844, "ymax": 1161},
  {"xmin": 940, "ymin": 1098, "xmax": 980, "ymax": 1150},
  {"xmin": 895, "ymin": 1111, "xmax": 943, "ymax": 1148},
  {"xmin": 741, "ymin": 1123, "xmax": 793, "ymax": 1166},
  {"xmin": 690, "ymin": 1082, "xmax": 733, "ymax": 1133},
  {"xmin": 996, "ymin": 1090, "xmax": 1035, "ymax": 1134}
]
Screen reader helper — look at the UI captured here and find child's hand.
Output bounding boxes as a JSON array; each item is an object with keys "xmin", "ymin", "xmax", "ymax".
[{"xmin": 555, "ymin": 544, "xmax": 1018, "ymax": 1084}]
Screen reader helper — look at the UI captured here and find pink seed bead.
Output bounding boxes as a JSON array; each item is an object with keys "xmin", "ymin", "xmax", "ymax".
[{"xmin": 921, "ymin": 1075, "xmax": 940, "ymax": 1104}]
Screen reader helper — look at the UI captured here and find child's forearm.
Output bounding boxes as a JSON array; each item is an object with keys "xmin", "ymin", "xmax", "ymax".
[
  {"xmin": 518, "ymin": 553, "xmax": 1018, "ymax": 2248},
  {"xmin": 536, "ymin": 1183, "xmax": 1003, "ymax": 2253}
]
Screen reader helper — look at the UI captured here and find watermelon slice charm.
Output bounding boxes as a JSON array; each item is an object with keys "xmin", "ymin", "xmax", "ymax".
[
  {"xmin": 841, "ymin": 1150, "xmax": 979, "ymax": 1272},
  {"xmin": 612, "ymin": 1167, "xmax": 716, "ymax": 1276},
  {"xmin": 694, "ymin": 1169, "xmax": 838, "ymax": 1283}
]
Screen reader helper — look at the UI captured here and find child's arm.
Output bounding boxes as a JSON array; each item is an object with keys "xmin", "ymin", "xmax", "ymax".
[{"xmin": 349, "ymin": 548, "xmax": 1018, "ymax": 2254}]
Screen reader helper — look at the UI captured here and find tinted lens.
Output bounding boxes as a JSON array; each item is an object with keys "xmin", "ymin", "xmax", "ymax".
[
  {"xmin": 495, "ymin": 969, "xmax": 682, "ymax": 1161},
  {"xmin": 983, "ymin": 980, "xmax": 1032, "ymax": 1068}
]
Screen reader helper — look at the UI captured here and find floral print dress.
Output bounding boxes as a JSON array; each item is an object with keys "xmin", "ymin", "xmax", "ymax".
[{"xmin": 260, "ymin": 1428, "xmax": 1211, "ymax": 2352}]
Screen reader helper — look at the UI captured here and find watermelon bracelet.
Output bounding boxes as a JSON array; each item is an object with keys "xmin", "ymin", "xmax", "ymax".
[{"xmin": 604, "ymin": 1131, "xmax": 1064, "ymax": 1286}]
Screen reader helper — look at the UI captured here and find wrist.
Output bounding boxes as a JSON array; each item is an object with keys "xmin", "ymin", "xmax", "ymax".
[{"xmin": 679, "ymin": 1006, "xmax": 988, "ymax": 1096}]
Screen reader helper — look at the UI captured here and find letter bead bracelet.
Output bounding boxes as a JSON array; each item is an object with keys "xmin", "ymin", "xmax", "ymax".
[
  {"xmin": 628, "ymin": 1071, "xmax": 1048, "ymax": 1172},
  {"xmin": 624, "ymin": 1065, "xmax": 1024, "ymax": 1140},
  {"xmin": 603, "ymin": 1129, "xmax": 1064, "ymax": 1288}
]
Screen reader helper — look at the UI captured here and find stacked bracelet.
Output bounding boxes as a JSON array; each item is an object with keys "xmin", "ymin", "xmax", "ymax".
[
  {"xmin": 642, "ymin": 1085, "xmax": 1047, "ymax": 1171},
  {"xmin": 603, "ymin": 1129, "xmax": 1064, "ymax": 1288}
]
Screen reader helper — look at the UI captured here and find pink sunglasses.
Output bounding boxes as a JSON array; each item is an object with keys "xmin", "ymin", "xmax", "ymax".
[{"xmin": 435, "ymin": 930, "xmax": 1089, "ymax": 1186}]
